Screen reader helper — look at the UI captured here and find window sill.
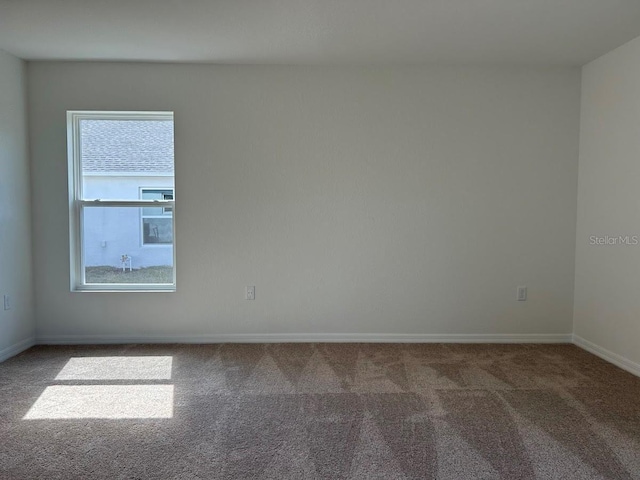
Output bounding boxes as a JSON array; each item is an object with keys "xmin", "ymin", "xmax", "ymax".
[{"xmin": 72, "ymin": 286, "xmax": 176, "ymax": 293}]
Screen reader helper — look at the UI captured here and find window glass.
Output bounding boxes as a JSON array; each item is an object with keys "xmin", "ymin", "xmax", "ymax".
[
  {"xmin": 80, "ymin": 119, "xmax": 174, "ymax": 201},
  {"xmin": 83, "ymin": 206, "xmax": 174, "ymax": 285}
]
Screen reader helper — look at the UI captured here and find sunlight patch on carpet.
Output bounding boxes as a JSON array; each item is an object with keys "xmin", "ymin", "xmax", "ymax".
[
  {"xmin": 55, "ymin": 356, "xmax": 173, "ymax": 380},
  {"xmin": 23, "ymin": 385, "xmax": 174, "ymax": 419}
]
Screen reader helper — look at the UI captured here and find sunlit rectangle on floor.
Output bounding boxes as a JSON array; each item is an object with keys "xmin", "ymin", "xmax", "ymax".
[
  {"xmin": 55, "ymin": 356, "xmax": 172, "ymax": 380},
  {"xmin": 23, "ymin": 385, "xmax": 174, "ymax": 419}
]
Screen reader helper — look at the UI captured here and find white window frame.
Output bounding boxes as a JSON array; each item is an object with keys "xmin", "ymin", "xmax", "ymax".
[
  {"xmin": 140, "ymin": 187, "xmax": 174, "ymax": 246},
  {"xmin": 67, "ymin": 111, "xmax": 176, "ymax": 292}
]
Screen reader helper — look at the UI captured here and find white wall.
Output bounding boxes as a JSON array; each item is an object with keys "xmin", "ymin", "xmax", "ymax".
[
  {"xmin": 574, "ymin": 35, "xmax": 640, "ymax": 366},
  {"xmin": 28, "ymin": 62, "xmax": 580, "ymax": 340},
  {"xmin": 0, "ymin": 51, "xmax": 35, "ymax": 358}
]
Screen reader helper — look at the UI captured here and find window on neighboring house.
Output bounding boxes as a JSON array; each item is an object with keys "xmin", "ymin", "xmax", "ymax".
[
  {"xmin": 67, "ymin": 111, "xmax": 176, "ymax": 291},
  {"xmin": 141, "ymin": 188, "xmax": 174, "ymax": 245}
]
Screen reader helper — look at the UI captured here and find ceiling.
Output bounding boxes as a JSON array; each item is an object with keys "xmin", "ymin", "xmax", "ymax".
[{"xmin": 2, "ymin": 0, "xmax": 640, "ymax": 66}]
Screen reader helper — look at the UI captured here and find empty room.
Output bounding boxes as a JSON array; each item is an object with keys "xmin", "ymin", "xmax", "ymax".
[{"xmin": 1, "ymin": 1, "xmax": 640, "ymax": 478}]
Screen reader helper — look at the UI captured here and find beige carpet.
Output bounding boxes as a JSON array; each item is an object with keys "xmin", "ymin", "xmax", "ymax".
[{"xmin": 1, "ymin": 343, "xmax": 639, "ymax": 479}]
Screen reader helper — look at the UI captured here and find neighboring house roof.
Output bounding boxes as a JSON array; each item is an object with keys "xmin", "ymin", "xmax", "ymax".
[{"xmin": 81, "ymin": 120, "xmax": 174, "ymax": 174}]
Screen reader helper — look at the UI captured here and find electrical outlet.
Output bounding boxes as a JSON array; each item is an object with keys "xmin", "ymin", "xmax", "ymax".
[
  {"xmin": 246, "ymin": 286, "xmax": 255, "ymax": 300},
  {"xmin": 3, "ymin": 294, "xmax": 11, "ymax": 311},
  {"xmin": 516, "ymin": 286, "xmax": 527, "ymax": 301}
]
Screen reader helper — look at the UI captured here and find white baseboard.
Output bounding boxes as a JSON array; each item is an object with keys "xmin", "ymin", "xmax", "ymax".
[
  {"xmin": 572, "ymin": 334, "xmax": 640, "ymax": 378},
  {"xmin": 36, "ymin": 333, "xmax": 573, "ymax": 345},
  {"xmin": 22, "ymin": 333, "xmax": 640, "ymax": 379},
  {"xmin": 0, "ymin": 337, "xmax": 36, "ymax": 363}
]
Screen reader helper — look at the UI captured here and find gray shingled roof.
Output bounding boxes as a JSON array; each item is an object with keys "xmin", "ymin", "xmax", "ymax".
[{"xmin": 81, "ymin": 119, "xmax": 174, "ymax": 174}]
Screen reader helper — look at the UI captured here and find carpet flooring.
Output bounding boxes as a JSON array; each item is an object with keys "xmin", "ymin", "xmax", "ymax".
[{"xmin": 1, "ymin": 343, "xmax": 639, "ymax": 479}]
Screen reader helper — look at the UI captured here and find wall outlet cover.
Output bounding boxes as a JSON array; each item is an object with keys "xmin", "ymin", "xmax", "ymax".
[
  {"xmin": 517, "ymin": 286, "xmax": 527, "ymax": 301},
  {"xmin": 246, "ymin": 286, "xmax": 255, "ymax": 300}
]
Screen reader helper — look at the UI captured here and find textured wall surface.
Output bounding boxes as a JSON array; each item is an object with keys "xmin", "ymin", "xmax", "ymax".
[
  {"xmin": 28, "ymin": 63, "xmax": 580, "ymax": 339},
  {"xmin": 575, "ymin": 35, "xmax": 640, "ymax": 365},
  {"xmin": 0, "ymin": 51, "xmax": 34, "ymax": 356}
]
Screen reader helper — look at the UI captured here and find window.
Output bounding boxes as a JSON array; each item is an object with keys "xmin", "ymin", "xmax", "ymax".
[
  {"xmin": 141, "ymin": 188, "xmax": 174, "ymax": 244},
  {"xmin": 67, "ymin": 111, "xmax": 176, "ymax": 291}
]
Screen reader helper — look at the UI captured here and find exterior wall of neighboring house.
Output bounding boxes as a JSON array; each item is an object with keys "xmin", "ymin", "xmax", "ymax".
[{"xmin": 83, "ymin": 174, "xmax": 174, "ymax": 268}]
